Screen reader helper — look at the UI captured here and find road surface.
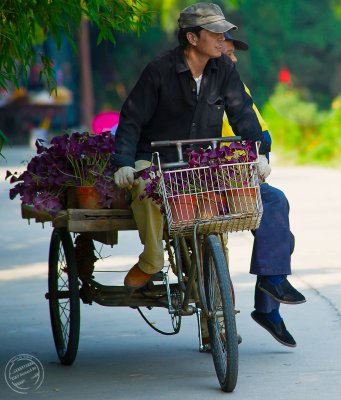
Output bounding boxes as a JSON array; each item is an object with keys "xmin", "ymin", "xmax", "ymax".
[{"xmin": 0, "ymin": 146, "xmax": 340, "ymax": 399}]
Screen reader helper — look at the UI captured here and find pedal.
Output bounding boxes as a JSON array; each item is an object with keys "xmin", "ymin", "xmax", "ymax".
[
  {"xmin": 159, "ymin": 271, "xmax": 174, "ymax": 314},
  {"xmin": 151, "ymin": 271, "xmax": 164, "ymax": 282}
]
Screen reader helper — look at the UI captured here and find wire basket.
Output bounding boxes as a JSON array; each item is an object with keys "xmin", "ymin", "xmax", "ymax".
[{"xmin": 157, "ymin": 160, "xmax": 263, "ymax": 237}]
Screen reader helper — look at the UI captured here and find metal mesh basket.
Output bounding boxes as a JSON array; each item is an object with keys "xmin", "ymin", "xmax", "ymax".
[{"xmin": 157, "ymin": 161, "xmax": 263, "ymax": 237}]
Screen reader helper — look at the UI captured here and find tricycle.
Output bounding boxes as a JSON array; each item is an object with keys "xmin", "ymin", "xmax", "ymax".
[{"xmin": 21, "ymin": 136, "xmax": 263, "ymax": 392}]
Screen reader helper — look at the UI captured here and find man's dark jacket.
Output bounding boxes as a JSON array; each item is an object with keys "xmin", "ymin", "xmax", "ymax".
[{"xmin": 113, "ymin": 46, "xmax": 270, "ymax": 167}]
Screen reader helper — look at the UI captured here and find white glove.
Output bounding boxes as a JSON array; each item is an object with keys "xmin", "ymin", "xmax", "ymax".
[
  {"xmin": 114, "ymin": 166, "xmax": 138, "ymax": 189},
  {"xmin": 257, "ymin": 155, "xmax": 271, "ymax": 181}
]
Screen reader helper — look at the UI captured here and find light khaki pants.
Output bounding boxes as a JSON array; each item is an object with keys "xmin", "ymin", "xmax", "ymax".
[
  {"xmin": 130, "ymin": 162, "xmax": 228, "ymax": 339},
  {"xmin": 130, "ymin": 160, "xmax": 164, "ymax": 274}
]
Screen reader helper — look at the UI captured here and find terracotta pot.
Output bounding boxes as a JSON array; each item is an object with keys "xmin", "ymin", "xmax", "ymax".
[
  {"xmin": 76, "ymin": 186, "xmax": 101, "ymax": 209},
  {"xmin": 168, "ymin": 194, "xmax": 197, "ymax": 224},
  {"xmin": 227, "ymin": 187, "xmax": 257, "ymax": 214},
  {"xmin": 196, "ymin": 192, "xmax": 228, "ymax": 219}
]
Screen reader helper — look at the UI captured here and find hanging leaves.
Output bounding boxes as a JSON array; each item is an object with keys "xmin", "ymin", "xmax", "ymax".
[{"xmin": 0, "ymin": 0, "xmax": 152, "ymax": 92}]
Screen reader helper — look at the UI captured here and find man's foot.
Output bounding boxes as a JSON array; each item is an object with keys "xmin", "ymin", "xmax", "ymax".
[
  {"xmin": 251, "ymin": 310, "xmax": 296, "ymax": 348},
  {"xmin": 124, "ymin": 264, "xmax": 153, "ymax": 291},
  {"xmin": 258, "ymin": 277, "xmax": 306, "ymax": 305}
]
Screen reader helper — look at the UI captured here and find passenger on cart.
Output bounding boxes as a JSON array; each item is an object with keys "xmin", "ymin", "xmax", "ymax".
[
  {"xmin": 218, "ymin": 31, "xmax": 304, "ymax": 348},
  {"xmin": 111, "ymin": 2, "xmax": 305, "ymax": 346}
]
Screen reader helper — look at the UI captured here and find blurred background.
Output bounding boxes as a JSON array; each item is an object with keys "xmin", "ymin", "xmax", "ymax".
[{"xmin": 0, "ymin": 0, "xmax": 340, "ymax": 166}]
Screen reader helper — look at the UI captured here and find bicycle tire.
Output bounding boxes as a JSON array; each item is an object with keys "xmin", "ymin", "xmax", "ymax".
[
  {"xmin": 203, "ymin": 234, "xmax": 238, "ymax": 392},
  {"xmin": 48, "ymin": 227, "xmax": 80, "ymax": 365}
]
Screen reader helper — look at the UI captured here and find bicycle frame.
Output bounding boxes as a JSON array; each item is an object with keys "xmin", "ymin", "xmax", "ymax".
[{"xmin": 148, "ymin": 136, "xmax": 262, "ymax": 353}]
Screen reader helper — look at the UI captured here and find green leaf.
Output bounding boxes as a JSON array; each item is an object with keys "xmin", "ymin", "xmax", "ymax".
[
  {"xmin": 0, "ymin": 130, "xmax": 11, "ymax": 161},
  {"xmin": 0, "ymin": 0, "xmax": 153, "ymax": 92}
]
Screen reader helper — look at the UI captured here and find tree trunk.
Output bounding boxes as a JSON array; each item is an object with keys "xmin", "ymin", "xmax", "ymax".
[{"xmin": 79, "ymin": 18, "xmax": 94, "ymax": 130}]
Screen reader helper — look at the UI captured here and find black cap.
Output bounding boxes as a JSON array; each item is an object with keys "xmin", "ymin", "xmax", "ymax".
[{"xmin": 224, "ymin": 31, "xmax": 248, "ymax": 51}]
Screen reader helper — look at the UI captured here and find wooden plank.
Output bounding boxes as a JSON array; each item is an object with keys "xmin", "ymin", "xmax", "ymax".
[
  {"xmin": 21, "ymin": 204, "xmax": 68, "ymax": 224},
  {"xmin": 52, "ymin": 213, "xmax": 68, "ymax": 228},
  {"xmin": 66, "ymin": 208, "xmax": 136, "ymax": 232},
  {"xmin": 21, "ymin": 204, "xmax": 53, "ymax": 222},
  {"xmin": 67, "ymin": 208, "xmax": 134, "ymax": 220},
  {"xmin": 67, "ymin": 218, "xmax": 137, "ymax": 232},
  {"xmin": 21, "ymin": 204, "xmax": 137, "ymax": 232}
]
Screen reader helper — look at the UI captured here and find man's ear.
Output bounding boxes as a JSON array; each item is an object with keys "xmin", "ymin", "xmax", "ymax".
[{"xmin": 186, "ymin": 32, "xmax": 198, "ymax": 46}]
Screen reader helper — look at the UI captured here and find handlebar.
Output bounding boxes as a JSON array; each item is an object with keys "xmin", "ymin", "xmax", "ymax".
[
  {"xmin": 151, "ymin": 136, "xmax": 242, "ymax": 168},
  {"xmin": 151, "ymin": 135, "xmax": 241, "ymax": 148}
]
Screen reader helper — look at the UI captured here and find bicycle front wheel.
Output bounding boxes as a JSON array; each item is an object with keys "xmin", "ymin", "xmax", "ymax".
[
  {"xmin": 203, "ymin": 234, "xmax": 238, "ymax": 392},
  {"xmin": 48, "ymin": 227, "xmax": 80, "ymax": 365}
]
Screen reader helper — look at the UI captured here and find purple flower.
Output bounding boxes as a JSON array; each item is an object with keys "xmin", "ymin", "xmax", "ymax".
[
  {"xmin": 6, "ymin": 131, "xmax": 119, "ymax": 212},
  {"xmin": 141, "ymin": 140, "xmax": 257, "ymax": 209}
]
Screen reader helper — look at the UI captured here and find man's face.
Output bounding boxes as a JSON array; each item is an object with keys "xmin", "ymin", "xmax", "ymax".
[
  {"xmin": 222, "ymin": 40, "xmax": 237, "ymax": 63},
  {"xmin": 191, "ymin": 29, "xmax": 225, "ymax": 59}
]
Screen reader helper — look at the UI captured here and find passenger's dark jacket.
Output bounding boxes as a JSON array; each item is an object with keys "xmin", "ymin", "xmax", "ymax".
[{"xmin": 113, "ymin": 46, "xmax": 270, "ymax": 167}]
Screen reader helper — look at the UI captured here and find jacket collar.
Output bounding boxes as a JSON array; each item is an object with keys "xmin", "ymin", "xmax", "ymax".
[
  {"xmin": 175, "ymin": 47, "xmax": 189, "ymax": 73},
  {"xmin": 175, "ymin": 46, "xmax": 219, "ymax": 74}
]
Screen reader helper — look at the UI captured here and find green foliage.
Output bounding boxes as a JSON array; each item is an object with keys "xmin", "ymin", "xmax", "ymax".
[
  {"xmin": 150, "ymin": 0, "xmax": 185, "ymax": 32},
  {"xmin": 316, "ymin": 96, "xmax": 341, "ymax": 163},
  {"xmin": 144, "ymin": 0, "xmax": 240, "ymax": 34},
  {"xmin": 0, "ymin": 130, "xmax": 10, "ymax": 161},
  {"xmin": 238, "ymin": 0, "xmax": 341, "ymax": 109},
  {"xmin": 91, "ymin": 24, "xmax": 175, "ymax": 110},
  {"xmin": 332, "ymin": 0, "xmax": 341, "ymax": 16},
  {"xmin": 262, "ymin": 84, "xmax": 341, "ymax": 166},
  {"xmin": 0, "ymin": 0, "xmax": 152, "ymax": 92}
]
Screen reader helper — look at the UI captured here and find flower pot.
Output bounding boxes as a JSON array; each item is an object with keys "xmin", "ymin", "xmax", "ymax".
[
  {"xmin": 196, "ymin": 192, "xmax": 228, "ymax": 219},
  {"xmin": 76, "ymin": 186, "xmax": 101, "ymax": 209},
  {"xmin": 227, "ymin": 187, "xmax": 257, "ymax": 214},
  {"xmin": 168, "ymin": 194, "xmax": 197, "ymax": 224}
]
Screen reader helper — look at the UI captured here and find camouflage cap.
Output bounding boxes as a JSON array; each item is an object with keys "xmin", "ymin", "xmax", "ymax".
[{"xmin": 178, "ymin": 3, "xmax": 237, "ymax": 33}]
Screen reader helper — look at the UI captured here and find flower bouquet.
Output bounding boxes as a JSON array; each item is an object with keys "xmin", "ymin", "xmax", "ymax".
[{"xmin": 6, "ymin": 131, "xmax": 124, "ymax": 215}]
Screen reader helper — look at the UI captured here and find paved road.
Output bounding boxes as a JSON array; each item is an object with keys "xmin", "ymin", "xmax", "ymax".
[{"xmin": 0, "ymin": 147, "xmax": 340, "ymax": 399}]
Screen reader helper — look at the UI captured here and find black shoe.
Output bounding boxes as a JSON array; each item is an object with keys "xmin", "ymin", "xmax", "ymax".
[
  {"xmin": 251, "ymin": 311, "xmax": 296, "ymax": 348},
  {"xmin": 258, "ymin": 278, "xmax": 306, "ymax": 305}
]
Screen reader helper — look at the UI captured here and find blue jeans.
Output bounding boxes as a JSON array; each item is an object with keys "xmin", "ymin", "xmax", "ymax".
[{"xmin": 251, "ymin": 183, "xmax": 295, "ymax": 313}]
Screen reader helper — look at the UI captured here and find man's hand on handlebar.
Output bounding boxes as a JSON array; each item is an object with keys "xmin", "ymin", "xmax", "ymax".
[
  {"xmin": 257, "ymin": 155, "xmax": 271, "ymax": 181},
  {"xmin": 114, "ymin": 166, "xmax": 139, "ymax": 190}
]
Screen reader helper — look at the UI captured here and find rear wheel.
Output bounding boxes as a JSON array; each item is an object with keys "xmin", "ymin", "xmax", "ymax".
[
  {"xmin": 203, "ymin": 234, "xmax": 238, "ymax": 392},
  {"xmin": 48, "ymin": 228, "xmax": 80, "ymax": 365}
]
